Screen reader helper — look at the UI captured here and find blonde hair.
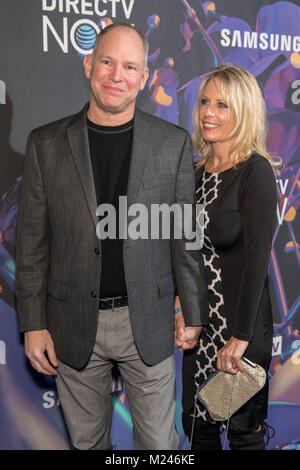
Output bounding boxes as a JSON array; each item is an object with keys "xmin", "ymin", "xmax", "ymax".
[{"xmin": 193, "ymin": 64, "xmax": 281, "ymax": 168}]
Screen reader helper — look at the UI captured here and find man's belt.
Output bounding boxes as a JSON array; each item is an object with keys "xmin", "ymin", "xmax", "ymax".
[{"xmin": 99, "ymin": 296, "xmax": 128, "ymax": 310}]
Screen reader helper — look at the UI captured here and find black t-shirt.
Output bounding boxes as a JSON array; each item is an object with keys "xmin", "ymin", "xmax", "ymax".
[{"xmin": 87, "ymin": 117, "xmax": 134, "ymax": 298}]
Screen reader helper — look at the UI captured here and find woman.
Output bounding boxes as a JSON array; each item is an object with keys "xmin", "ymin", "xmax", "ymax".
[{"xmin": 177, "ymin": 65, "xmax": 279, "ymax": 450}]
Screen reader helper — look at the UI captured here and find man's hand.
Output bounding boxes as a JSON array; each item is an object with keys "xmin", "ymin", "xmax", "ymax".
[
  {"xmin": 174, "ymin": 311, "xmax": 186, "ymax": 348},
  {"xmin": 174, "ymin": 311, "xmax": 202, "ymax": 351},
  {"xmin": 24, "ymin": 329, "xmax": 58, "ymax": 375},
  {"xmin": 217, "ymin": 337, "xmax": 249, "ymax": 374},
  {"xmin": 181, "ymin": 326, "xmax": 202, "ymax": 350}
]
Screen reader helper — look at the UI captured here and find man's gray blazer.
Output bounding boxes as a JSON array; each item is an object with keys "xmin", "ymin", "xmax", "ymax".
[{"xmin": 16, "ymin": 105, "xmax": 208, "ymax": 369}]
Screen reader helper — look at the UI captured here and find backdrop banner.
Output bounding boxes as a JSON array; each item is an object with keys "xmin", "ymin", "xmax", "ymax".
[{"xmin": 0, "ymin": 0, "xmax": 299, "ymax": 450}]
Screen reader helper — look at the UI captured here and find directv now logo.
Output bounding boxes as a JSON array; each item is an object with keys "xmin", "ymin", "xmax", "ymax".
[
  {"xmin": 42, "ymin": 0, "xmax": 136, "ymax": 55},
  {"xmin": 0, "ymin": 80, "xmax": 6, "ymax": 104},
  {"xmin": 0, "ymin": 340, "xmax": 6, "ymax": 365}
]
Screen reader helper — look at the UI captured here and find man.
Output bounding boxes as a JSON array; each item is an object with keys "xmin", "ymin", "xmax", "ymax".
[{"xmin": 16, "ymin": 23, "xmax": 208, "ymax": 450}]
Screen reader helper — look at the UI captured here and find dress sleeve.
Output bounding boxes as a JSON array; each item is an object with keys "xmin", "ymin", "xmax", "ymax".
[{"xmin": 231, "ymin": 157, "xmax": 277, "ymax": 341}]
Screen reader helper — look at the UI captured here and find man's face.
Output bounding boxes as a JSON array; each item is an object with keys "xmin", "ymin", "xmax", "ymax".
[{"xmin": 84, "ymin": 27, "xmax": 149, "ymax": 118}]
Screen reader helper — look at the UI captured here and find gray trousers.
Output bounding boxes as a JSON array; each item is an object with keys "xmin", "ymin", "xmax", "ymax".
[{"xmin": 55, "ymin": 306, "xmax": 178, "ymax": 450}]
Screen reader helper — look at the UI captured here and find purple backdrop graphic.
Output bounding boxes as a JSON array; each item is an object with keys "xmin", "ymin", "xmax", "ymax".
[{"xmin": 0, "ymin": 0, "xmax": 299, "ymax": 450}]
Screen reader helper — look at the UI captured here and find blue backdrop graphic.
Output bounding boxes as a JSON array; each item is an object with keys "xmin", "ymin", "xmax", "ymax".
[{"xmin": 0, "ymin": 0, "xmax": 299, "ymax": 450}]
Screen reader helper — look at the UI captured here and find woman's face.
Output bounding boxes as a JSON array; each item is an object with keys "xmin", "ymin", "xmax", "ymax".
[{"xmin": 199, "ymin": 78, "xmax": 236, "ymax": 144}]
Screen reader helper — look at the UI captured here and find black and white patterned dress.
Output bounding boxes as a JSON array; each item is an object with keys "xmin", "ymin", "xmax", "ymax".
[
  {"xmin": 194, "ymin": 170, "xmax": 228, "ymax": 421},
  {"xmin": 182, "ymin": 155, "xmax": 277, "ymax": 425}
]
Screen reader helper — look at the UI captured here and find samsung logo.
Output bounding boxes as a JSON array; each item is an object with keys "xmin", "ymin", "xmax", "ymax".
[{"xmin": 220, "ymin": 29, "xmax": 300, "ymax": 52}]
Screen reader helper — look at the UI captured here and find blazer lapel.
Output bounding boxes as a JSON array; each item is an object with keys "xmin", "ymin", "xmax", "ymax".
[
  {"xmin": 127, "ymin": 107, "xmax": 152, "ymax": 207},
  {"xmin": 67, "ymin": 105, "xmax": 98, "ymax": 227},
  {"xmin": 66, "ymin": 106, "xmax": 150, "ymax": 226}
]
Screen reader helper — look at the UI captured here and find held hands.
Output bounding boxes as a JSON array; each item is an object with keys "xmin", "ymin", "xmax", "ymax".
[
  {"xmin": 24, "ymin": 329, "xmax": 58, "ymax": 376},
  {"xmin": 174, "ymin": 311, "xmax": 203, "ymax": 351},
  {"xmin": 217, "ymin": 336, "xmax": 249, "ymax": 374}
]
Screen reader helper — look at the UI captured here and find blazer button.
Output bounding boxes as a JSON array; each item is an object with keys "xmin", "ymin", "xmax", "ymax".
[
  {"xmin": 94, "ymin": 248, "xmax": 100, "ymax": 255},
  {"xmin": 90, "ymin": 291, "xmax": 97, "ymax": 298}
]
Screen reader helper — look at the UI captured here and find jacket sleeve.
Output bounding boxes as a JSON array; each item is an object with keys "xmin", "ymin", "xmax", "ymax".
[
  {"xmin": 171, "ymin": 132, "xmax": 209, "ymax": 326},
  {"xmin": 232, "ymin": 158, "xmax": 277, "ymax": 340},
  {"xmin": 15, "ymin": 131, "xmax": 50, "ymax": 332}
]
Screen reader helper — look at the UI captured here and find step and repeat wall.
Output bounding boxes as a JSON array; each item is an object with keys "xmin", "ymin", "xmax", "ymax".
[{"xmin": 0, "ymin": 0, "xmax": 299, "ymax": 450}]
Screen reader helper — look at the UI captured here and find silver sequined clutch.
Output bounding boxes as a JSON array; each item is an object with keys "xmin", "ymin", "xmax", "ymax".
[{"xmin": 197, "ymin": 357, "xmax": 266, "ymax": 421}]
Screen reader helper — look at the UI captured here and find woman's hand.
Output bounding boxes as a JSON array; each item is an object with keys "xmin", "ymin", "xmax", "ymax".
[{"xmin": 217, "ymin": 337, "xmax": 249, "ymax": 374}]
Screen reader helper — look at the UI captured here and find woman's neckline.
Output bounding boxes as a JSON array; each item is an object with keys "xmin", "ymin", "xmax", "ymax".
[
  {"xmin": 203, "ymin": 166, "xmax": 234, "ymax": 175},
  {"xmin": 204, "ymin": 156, "xmax": 235, "ymax": 175}
]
